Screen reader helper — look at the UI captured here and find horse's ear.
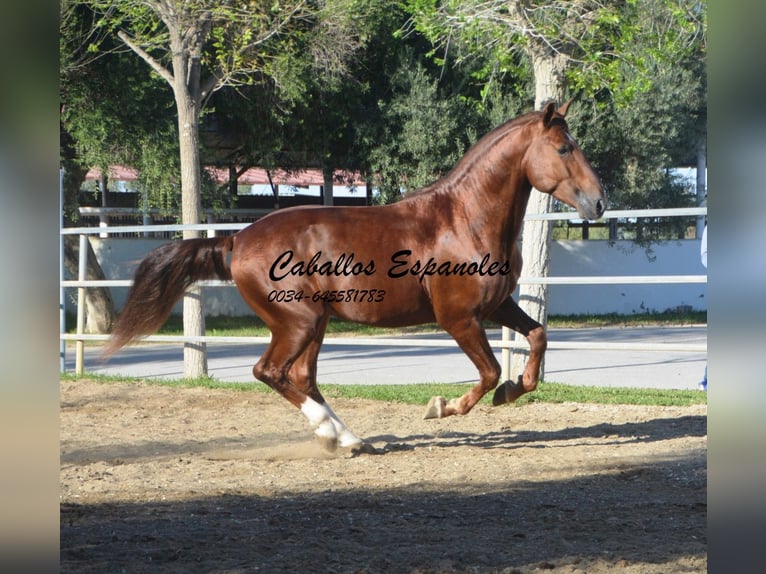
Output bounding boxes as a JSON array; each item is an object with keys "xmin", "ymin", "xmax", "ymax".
[
  {"xmin": 557, "ymin": 98, "xmax": 574, "ymax": 117},
  {"xmin": 542, "ymin": 101, "xmax": 556, "ymax": 127}
]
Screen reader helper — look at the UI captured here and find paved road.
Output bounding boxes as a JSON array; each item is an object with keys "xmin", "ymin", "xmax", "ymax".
[{"xmin": 67, "ymin": 326, "xmax": 707, "ymax": 391}]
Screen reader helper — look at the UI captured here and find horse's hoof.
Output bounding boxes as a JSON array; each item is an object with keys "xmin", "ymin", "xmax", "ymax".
[
  {"xmin": 493, "ymin": 377, "xmax": 527, "ymax": 406},
  {"xmin": 338, "ymin": 431, "xmax": 363, "ymax": 450},
  {"xmin": 424, "ymin": 396, "xmax": 446, "ymax": 419},
  {"xmin": 492, "ymin": 382, "xmax": 510, "ymax": 406}
]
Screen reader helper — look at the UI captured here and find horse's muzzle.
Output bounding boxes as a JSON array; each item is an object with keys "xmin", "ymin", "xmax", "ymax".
[
  {"xmin": 577, "ymin": 194, "xmax": 607, "ymax": 220},
  {"xmin": 595, "ymin": 198, "xmax": 606, "ymax": 218}
]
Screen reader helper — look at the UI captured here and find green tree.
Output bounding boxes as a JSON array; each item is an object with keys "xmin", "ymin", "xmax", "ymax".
[
  {"xmin": 202, "ymin": 0, "xmax": 375, "ymax": 206},
  {"xmin": 575, "ymin": 47, "xmax": 706, "ymax": 245},
  {"xmin": 77, "ymin": 0, "xmax": 364, "ymax": 377},
  {"xmin": 61, "ymin": 0, "xmax": 180, "ymax": 333},
  {"xmin": 364, "ymin": 58, "xmax": 477, "ymax": 203},
  {"xmin": 60, "ymin": 17, "xmax": 178, "ymax": 215}
]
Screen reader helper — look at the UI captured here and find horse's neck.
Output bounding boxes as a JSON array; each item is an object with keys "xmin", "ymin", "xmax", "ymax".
[
  {"xmin": 408, "ymin": 169, "xmax": 531, "ymax": 255},
  {"xmin": 402, "ymin": 121, "xmax": 534, "ymax": 252},
  {"xmin": 457, "ymin": 155, "xmax": 531, "ymax": 240}
]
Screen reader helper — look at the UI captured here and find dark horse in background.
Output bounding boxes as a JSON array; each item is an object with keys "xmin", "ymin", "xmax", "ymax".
[{"xmin": 105, "ymin": 101, "xmax": 606, "ymax": 452}]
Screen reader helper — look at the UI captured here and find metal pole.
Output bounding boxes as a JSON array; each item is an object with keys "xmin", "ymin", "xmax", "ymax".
[{"xmin": 75, "ymin": 234, "xmax": 88, "ymax": 375}]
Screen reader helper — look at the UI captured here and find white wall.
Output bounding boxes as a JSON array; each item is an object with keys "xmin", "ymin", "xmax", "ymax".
[
  {"xmin": 86, "ymin": 238, "xmax": 706, "ymax": 317},
  {"xmin": 547, "ymin": 240, "xmax": 706, "ymax": 315}
]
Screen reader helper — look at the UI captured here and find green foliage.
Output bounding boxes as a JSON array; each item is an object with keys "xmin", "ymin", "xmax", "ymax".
[
  {"xmin": 571, "ymin": 0, "xmax": 706, "ymax": 108},
  {"xmin": 64, "ymin": 0, "xmax": 373, "ymax": 219},
  {"xmin": 60, "ymin": 4, "xmax": 179, "ymax": 216},
  {"xmin": 134, "ymin": 132, "xmax": 181, "ymax": 213},
  {"xmin": 61, "ymin": 0, "xmax": 706, "ymax": 247},
  {"xmin": 572, "ymin": 43, "xmax": 705, "ymax": 243},
  {"xmin": 365, "ymin": 60, "xmax": 478, "ymax": 202}
]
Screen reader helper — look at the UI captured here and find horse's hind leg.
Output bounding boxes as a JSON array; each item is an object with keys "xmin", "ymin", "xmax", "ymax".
[
  {"xmin": 287, "ymin": 315, "xmax": 362, "ymax": 450},
  {"xmin": 487, "ymin": 297, "xmax": 547, "ymax": 405},
  {"xmin": 253, "ymin": 331, "xmax": 341, "ymax": 452}
]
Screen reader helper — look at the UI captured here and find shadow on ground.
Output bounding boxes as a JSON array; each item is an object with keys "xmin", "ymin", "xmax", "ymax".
[{"xmin": 61, "ymin": 452, "xmax": 706, "ymax": 573}]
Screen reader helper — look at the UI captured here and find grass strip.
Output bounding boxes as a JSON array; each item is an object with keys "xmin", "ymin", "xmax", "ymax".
[{"xmin": 61, "ymin": 373, "xmax": 707, "ymax": 408}]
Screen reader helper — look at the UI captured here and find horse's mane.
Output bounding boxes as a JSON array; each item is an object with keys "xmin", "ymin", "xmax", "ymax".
[{"xmin": 401, "ymin": 110, "xmax": 543, "ymax": 200}]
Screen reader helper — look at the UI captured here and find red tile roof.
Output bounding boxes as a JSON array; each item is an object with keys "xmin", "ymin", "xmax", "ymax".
[{"xmin": 85, "ymin": 165, "xmax": 365, "ymax": 187}]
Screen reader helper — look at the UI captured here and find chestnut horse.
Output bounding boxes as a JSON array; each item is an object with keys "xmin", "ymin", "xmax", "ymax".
[{"xmin": 105, "ymin": 101, "xmax": 605, "ymax": 452}]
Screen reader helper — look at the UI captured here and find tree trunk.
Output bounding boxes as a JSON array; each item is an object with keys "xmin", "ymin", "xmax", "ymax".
[
  {"xmin": 63, "ymin": 235, "xmax": 116, "ymax": 334},
  {"xmin": 60, "ymin": 164, "xmax": 117, "ymax": 335},
  {"xmin": 510, "ymin": 47, "xmax": 567, "ymax": 381},
  {"xmin": 322, "ymin": 164, "xmax": 334, "ymax": 206},
  {"xmin": 114, "ymin": 2, "xmax": 212, "ymax": 378},
  {"xmin": 175, "ymin": 74, "xmax": 207, "ymax": 378}
]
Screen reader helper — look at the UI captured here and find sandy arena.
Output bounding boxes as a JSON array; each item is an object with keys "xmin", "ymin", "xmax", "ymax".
[{"xmin": 61, "ymin": 379, "xmax": 707, "ymax": 573}]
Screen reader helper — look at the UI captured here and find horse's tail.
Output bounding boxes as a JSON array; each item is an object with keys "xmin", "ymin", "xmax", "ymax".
[{"xmin": 103, "ymin": 235, "xmax": 233, "ymax": 357}]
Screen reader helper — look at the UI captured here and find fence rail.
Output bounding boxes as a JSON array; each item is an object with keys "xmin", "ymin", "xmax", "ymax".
[
  {"xmin": 59, "ymin": 206, "xmax": 708, "ymax": 236},
  {"xmin": 59, "ymin": 332, "xmax": 704, "ymax": 353},
  {"xmin": 60, "ymin": 206, "xmax": 707, "ymax": 376}
]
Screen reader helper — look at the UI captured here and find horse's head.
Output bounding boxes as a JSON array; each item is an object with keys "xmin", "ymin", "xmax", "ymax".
[{"xmin": 525, "ymin": 101, "xmax": 606, "ymax": 220}]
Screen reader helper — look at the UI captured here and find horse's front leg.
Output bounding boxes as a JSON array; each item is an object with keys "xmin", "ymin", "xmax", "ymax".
[
  {"xmin": 487, "ymin": 297, "xmax": 547, "ymax": 405},
  {"xmin": 424, "ymin": 318, "xmax": 501, "ymax": 419}
]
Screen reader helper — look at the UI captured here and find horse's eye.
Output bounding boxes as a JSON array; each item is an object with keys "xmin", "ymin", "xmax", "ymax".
[{"xmin": 557, "ymin": 144, "xmax": 572, "ymax": 156}]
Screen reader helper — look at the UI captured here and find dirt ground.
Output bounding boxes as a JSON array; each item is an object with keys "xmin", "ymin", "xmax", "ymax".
[{"xmin": 60, "ymin": 379, "xmax": 707, "ymax": 573}]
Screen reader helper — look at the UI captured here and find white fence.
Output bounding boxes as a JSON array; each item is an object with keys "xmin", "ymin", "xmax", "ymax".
[{"xmin": 60, "ymin": 207, "xmax": 707, "ymax": 376}]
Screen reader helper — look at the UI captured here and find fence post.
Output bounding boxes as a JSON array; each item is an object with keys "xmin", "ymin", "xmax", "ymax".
[
  {"xmin": 75, "ymin": 234, "xmax": 88, "ymax": 375},
  {"xmin": 60, "ymin": 168, "xmax": 66, "ymax": 372},
  {"xmin": 501, "ymin": 326, "xmax": 512, "ymax": 382}
]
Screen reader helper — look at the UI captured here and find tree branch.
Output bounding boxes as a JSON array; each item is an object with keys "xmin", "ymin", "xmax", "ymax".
[
  {"xmin": 117, "ymin": 30, "xmax": 174, "ymax": 85},
  {"xmin": 200, "ymin": 71, "xmax": 223, "ymax": 108}
]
